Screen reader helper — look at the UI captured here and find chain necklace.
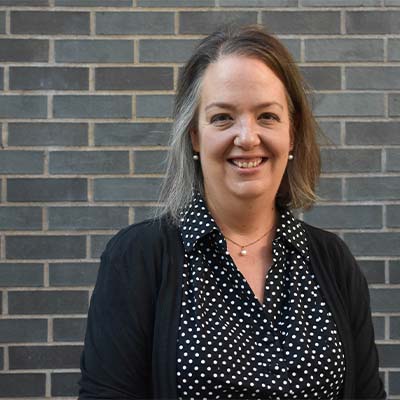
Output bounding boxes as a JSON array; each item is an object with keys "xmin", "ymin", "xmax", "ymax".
[{"xmin": 224, "ymin": 225, "xmax": 275, "ymax": 256}]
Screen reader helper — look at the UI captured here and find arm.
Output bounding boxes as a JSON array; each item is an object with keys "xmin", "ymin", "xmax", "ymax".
[
  {"xmin": 78, "ymin": 225, "xmax": 158, "ymax": 399},
  {"xmin": 343, "ymin": 244, "xmax": 386, "ymax": 399}
]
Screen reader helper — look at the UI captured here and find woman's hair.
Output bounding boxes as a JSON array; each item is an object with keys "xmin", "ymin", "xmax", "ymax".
[{"xmin": 157, "ymin": 24, "xmax": 320, "ymax": 224}]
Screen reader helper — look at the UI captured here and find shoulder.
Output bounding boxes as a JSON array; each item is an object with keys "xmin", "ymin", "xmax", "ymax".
[
  {"xmin": 102, "ymin": 215, "xmax": 180, "ymax": 266},
  {"xmin": 300, "ymin": 221, "xmax": 354, "ymax": 261}
]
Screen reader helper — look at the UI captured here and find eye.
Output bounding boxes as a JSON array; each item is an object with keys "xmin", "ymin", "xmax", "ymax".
[
  {"xmin": 210, "ymin": 113, "xmax": 233, "ymax": 124},
  {"xmin": 259, "ymin": 112, "xmax": 280, "ymax": 122}
]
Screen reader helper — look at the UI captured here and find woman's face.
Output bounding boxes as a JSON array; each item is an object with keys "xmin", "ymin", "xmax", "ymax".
[{"xmin": 191, "ymin": 54, "xmax": 293, "ymax": 206}]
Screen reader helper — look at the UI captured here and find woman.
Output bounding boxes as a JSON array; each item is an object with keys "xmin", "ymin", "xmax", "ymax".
[{"xmin": 79, "ymin": 25, "xmax": 385, "ymax": 399}]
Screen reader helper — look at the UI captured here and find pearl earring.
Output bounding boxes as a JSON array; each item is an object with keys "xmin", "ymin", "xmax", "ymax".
[
  {"xmin": 288, "ymin": 154, "xmax": 294, "ymax": 160},
  {"xmin": 193, "ymin": 154, "xmax": 199, "ymax": 161}
]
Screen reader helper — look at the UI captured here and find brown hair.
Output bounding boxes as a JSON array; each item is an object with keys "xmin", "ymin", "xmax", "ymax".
[{"xmin": 158, "ymin": 24, "xmax": 320, "ymax": 223}]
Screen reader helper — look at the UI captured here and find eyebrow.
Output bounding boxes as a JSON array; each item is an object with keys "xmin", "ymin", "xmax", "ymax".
[{"xmin": 204, "ymin": 101, "xmax": 284, "ymax": 112}]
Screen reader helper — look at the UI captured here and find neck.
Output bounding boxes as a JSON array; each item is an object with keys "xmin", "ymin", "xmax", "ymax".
[{"xmin": 205, "ymin": 192, "xmax": 278, "ymax": 239}]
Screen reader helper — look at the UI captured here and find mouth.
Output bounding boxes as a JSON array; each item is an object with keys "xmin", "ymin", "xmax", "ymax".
[{"xmin": 228, "ymin": 157, "xmax": 267, "ymax": 169}]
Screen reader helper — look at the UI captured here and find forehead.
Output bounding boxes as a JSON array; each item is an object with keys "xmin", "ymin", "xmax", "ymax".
[{"xmin": 199, "ymin": 55, "xmax": 288, "ymax": 109}]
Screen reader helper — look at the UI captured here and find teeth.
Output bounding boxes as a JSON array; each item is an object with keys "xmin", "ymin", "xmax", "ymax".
[{"xmin": 232, "ymin": 158, "xmax": 263, "ymax": 169}]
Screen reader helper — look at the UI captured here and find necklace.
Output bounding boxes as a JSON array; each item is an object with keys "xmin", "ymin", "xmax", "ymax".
[{"xmin": 224, "ymin": 225, "xmax": 275, "ymax": 256}]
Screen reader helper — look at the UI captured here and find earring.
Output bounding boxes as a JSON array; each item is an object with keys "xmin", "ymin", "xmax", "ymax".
[
  {"xmin": 288, "ymin": 153, "xmax": 294, "ymax": 160},
  {"xmin": 193, "ymin": 154, "xmax": 199, "ymax": 161}
]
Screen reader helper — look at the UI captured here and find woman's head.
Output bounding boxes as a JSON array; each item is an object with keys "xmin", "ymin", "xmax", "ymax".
[{"xmin": 158, "ymin": 24, "xmax": 320, "ymax": 223}]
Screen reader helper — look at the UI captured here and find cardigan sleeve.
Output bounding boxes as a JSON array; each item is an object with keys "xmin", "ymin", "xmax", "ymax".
[
  {"xmin": 339, "ymin": 240, "xmax": 386, "ymax": 399},
  {"xmin": 78, "ymin": 223, "xmax": 160, "ymax": 399}
]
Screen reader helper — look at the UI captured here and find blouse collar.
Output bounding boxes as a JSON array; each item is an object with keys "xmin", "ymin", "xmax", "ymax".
[{"xmin": 179, "ymin": 191, "xmax": 309, "ymax": 259}]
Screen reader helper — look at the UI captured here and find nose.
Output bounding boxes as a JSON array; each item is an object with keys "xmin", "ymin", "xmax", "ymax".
[{"xmin": 233, "ymin": 118, "xmax": 261, "ymax": 149}]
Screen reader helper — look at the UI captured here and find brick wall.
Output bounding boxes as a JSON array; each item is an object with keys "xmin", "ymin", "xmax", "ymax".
[{"xmin": 0, "ymin": 0, "xmax": 398, "ymax": 398}]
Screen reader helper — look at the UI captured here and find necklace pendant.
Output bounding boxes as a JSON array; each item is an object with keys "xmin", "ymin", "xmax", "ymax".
[{"xmin": 240, "ymin": 248, "xmax": 247, "ymax": 256}]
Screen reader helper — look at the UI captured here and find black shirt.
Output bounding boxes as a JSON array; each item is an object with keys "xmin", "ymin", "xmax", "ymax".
[{"xmin": 177, "ymin": 193, "xmax": 345, "ymax": 399}]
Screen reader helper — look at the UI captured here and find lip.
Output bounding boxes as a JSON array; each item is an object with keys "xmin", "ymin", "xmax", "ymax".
[{"xmin": 228, "ymin": 157, "xmax": 268, "ymax": 172}]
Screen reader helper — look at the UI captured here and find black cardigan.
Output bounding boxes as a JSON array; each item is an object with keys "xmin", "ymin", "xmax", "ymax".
[{"xmin": 79, "ymin": 217, "xmax": 386, "ymax": 399}]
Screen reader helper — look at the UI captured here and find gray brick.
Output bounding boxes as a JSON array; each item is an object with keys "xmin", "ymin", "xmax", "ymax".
[
  {"xmin": 7, "ymin": 178, "xmax": 87, "ymax": 202},
  {"xmin": 139, "ymin": 39, "xmax": 199, "ymax": 63},
  {"xmin": 96, "ymin": 12, "xmax": 174, "ymax": 35},
  {"xmin": 0, "ymin": 319, "xmax": 47, "ymax": 343},
  {"xmin": 9, "ymin": 345, "xmax": 82, "ymax": 369},
  {"xmin": 95, "ymin": 123, "xmax": 171, "ymax": 146},
  {"xmin": 0, "ymin": 0, "xmax": 48, "ymax": 4},
  {"xmin": 300, "ymin": 67, "xmax": 341, "ymax": 91},
  {"xmin": 134, "ymin": 150, "xmax": 167, "ymax": 174},
  {"xmin": 312, "ymin": 93, "xmax": 384, "ymax": 117},
  {"xmin": 346, "ymin": 122, "xmax": 400, "ymax": 146},
  {"xmin": 317, "ymin": 121, "xmax": 341, "ymax": 146},
  {"xmin": 51, "ymin": 372, "xmax": 80, "ymax": 397},
  {"xmin": 8, "ymin": 290, "xmax": 88, "ymax": 314},
  {"xmin": 303, "ymin": 205, "xmax": 382, "ymax": 229},
  {"xmin": 346, "ymin": 67, "xmax": 400, "ymax": 90},
  {"xmin": 138, "ymin": 0, "xmax": 214, "ymax": 5},
  {"xmin": 0, "ymin": 39, "xmax": 48, "ymax": 62},
  {"xmin": 179, "ymin": 11, "xmax": 257, "ymax": 34},
  {"xmin": 305, "ymin": 39, "xmax": 383, "ymax": 62},
  {"xmin": 48, "ymin": 206, "xmax": 128, "ymax": 230},
  {"xmin": 390, "ymin": 317, "xmax": 400, "ymax": 340},
  {"xmin": 347, "ymin": 11, "xmax": 400, "ymax": 34},
  {"xmin": 388, "ymin": 39, "xmax": 400, "ymax": 61},
  {"xmin": 220, "ymin": 0, "xmax": 297, "ymax": 5},
  {"xmin": 94, "ymin": 178, "xmax": 162, "ymax": 201},
  {"xmin": 390, "ymin": 260, "xmax": 400, "ymax": 284},
  {"xmin": 49, "ymin": 262, "xmax": 98, "ymax": 286},
  {"xmin": 0, "ymin": 263, "xmax": 43, "ymax": 287},
  {"xmin": 6, "ymin": 235, "xmax": 86, "ymax": 260},
  {"xmin": 0, "ymin": 96, "xmax": 47, "ymax": 119},
  {"xmin": 280, "ymin": 39, "xmax": 301, "ymax": 62},
  {"xmin": 8, "ymin": 122, "xmax": 88, "ymax": 147},
  {"xmin": 53, "ymin": 318, "xmax": 86, "ymax": 342},
  {"xmin": 372, "ymin": 316, "xmax": 385, "ymax": 340},
  {"xmin": 321, "ymin": 148, "xmax": 381, "ymax": 173},
  {"xmin": 49, "ymin": 151, "xmax": 129, "ymax": 174},
  {"xmin": 0, "ymin": 374, "xmax": 46, "ymax": 397},
  {"xmin": 11, "ymin": 11, "xmax": 90, "ymax": 35},
  {"xmin": 389, "ymin": 94, "xmax": 400, "ymax": 117},
  {"xmin": 387, "ymin": 205, "xmax": 400, "ymax": 228},
  {"xmin": 301, "ymin": 0, "xmax": 380, "ymax": 4},
  {"xmin": 0, "ymin": 150, "xmax": 44, "ymax": 174},
  {"xmin": 344, "ymin": 233, "xmax": 400, "ymax": 257},
  {"xmin": 54, "ymin": 95, "xmax": 131, "ymax": 119},
  {"xmin": 55, "ymin": 40, "xmax": 134, "ymax": 63},
  {"xmin": 0, "ymin": 207, "xmax": 42, "ymax": 230},
  {"xmin": 315, "ymin": 178, "xmax": 342, "ymax": 201},
  {"xmin": 0, "ymin": 12, "xmax": 5, "ymax": 34},
  {"xmin": 386, "ymin": 148, "xmax": 400, "ymax": 172},
  {"xmin": 10, "ymin": 67, "xmax": 88, "ymax": 91},
  {"xmin": 96, "ymin": 67, "xmax": 173, "ymax": 91},
  {"xmin": 136, "ymin": 95, "xmax": 174, "ymax": 119},
  {"xmin": 91, "ymin": 234, "xmax": 113, "ymax": 258},
  {"xmin": 377, "ymin": 344, "xmax": 400, "ymax": 368},
  {"xmin": 56, "ymin": 0, "xmax": 130, "ymax": 5},
  {"xmin": 345, "ymin": 177, "xmax": 400, "ymax": 201},
  {"xmin": 262, "ymin": 11, "xmax": 340, "ymax": 34},
  {"xmin": 357, "ymin": 260, "xmax": 385, "ymax": 284},
  {"xmin": 389, "ymin": 371, "xmax": 400, "ymax": 395},
  {"xmin": 370, "ymin": 288, "xmax": 400, "ymax": 313},
  {"xmin": 134, "ymin": 206, "xmax": 156, "ymax": 223}
]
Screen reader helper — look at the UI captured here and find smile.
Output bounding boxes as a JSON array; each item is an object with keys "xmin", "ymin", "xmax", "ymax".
[{"xmin": 230, "ymin": 157, "xmax": 265, "ymax": 169}]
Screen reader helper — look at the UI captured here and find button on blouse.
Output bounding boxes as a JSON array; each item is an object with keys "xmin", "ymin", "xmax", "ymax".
[{"xmin": 176, "ymin": 193, "xmax": 345, "ymax": 399}]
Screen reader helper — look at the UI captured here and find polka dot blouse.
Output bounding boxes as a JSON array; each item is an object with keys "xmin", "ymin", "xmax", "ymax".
[{"xmin": 176, "ymin": 193, "xmax": 345, "ymax": 399}]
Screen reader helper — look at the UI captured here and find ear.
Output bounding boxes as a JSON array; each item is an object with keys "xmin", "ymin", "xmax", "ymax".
[{"xmin": 190, "ymin": 128, "xmax": 200, "ymax": 152}]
